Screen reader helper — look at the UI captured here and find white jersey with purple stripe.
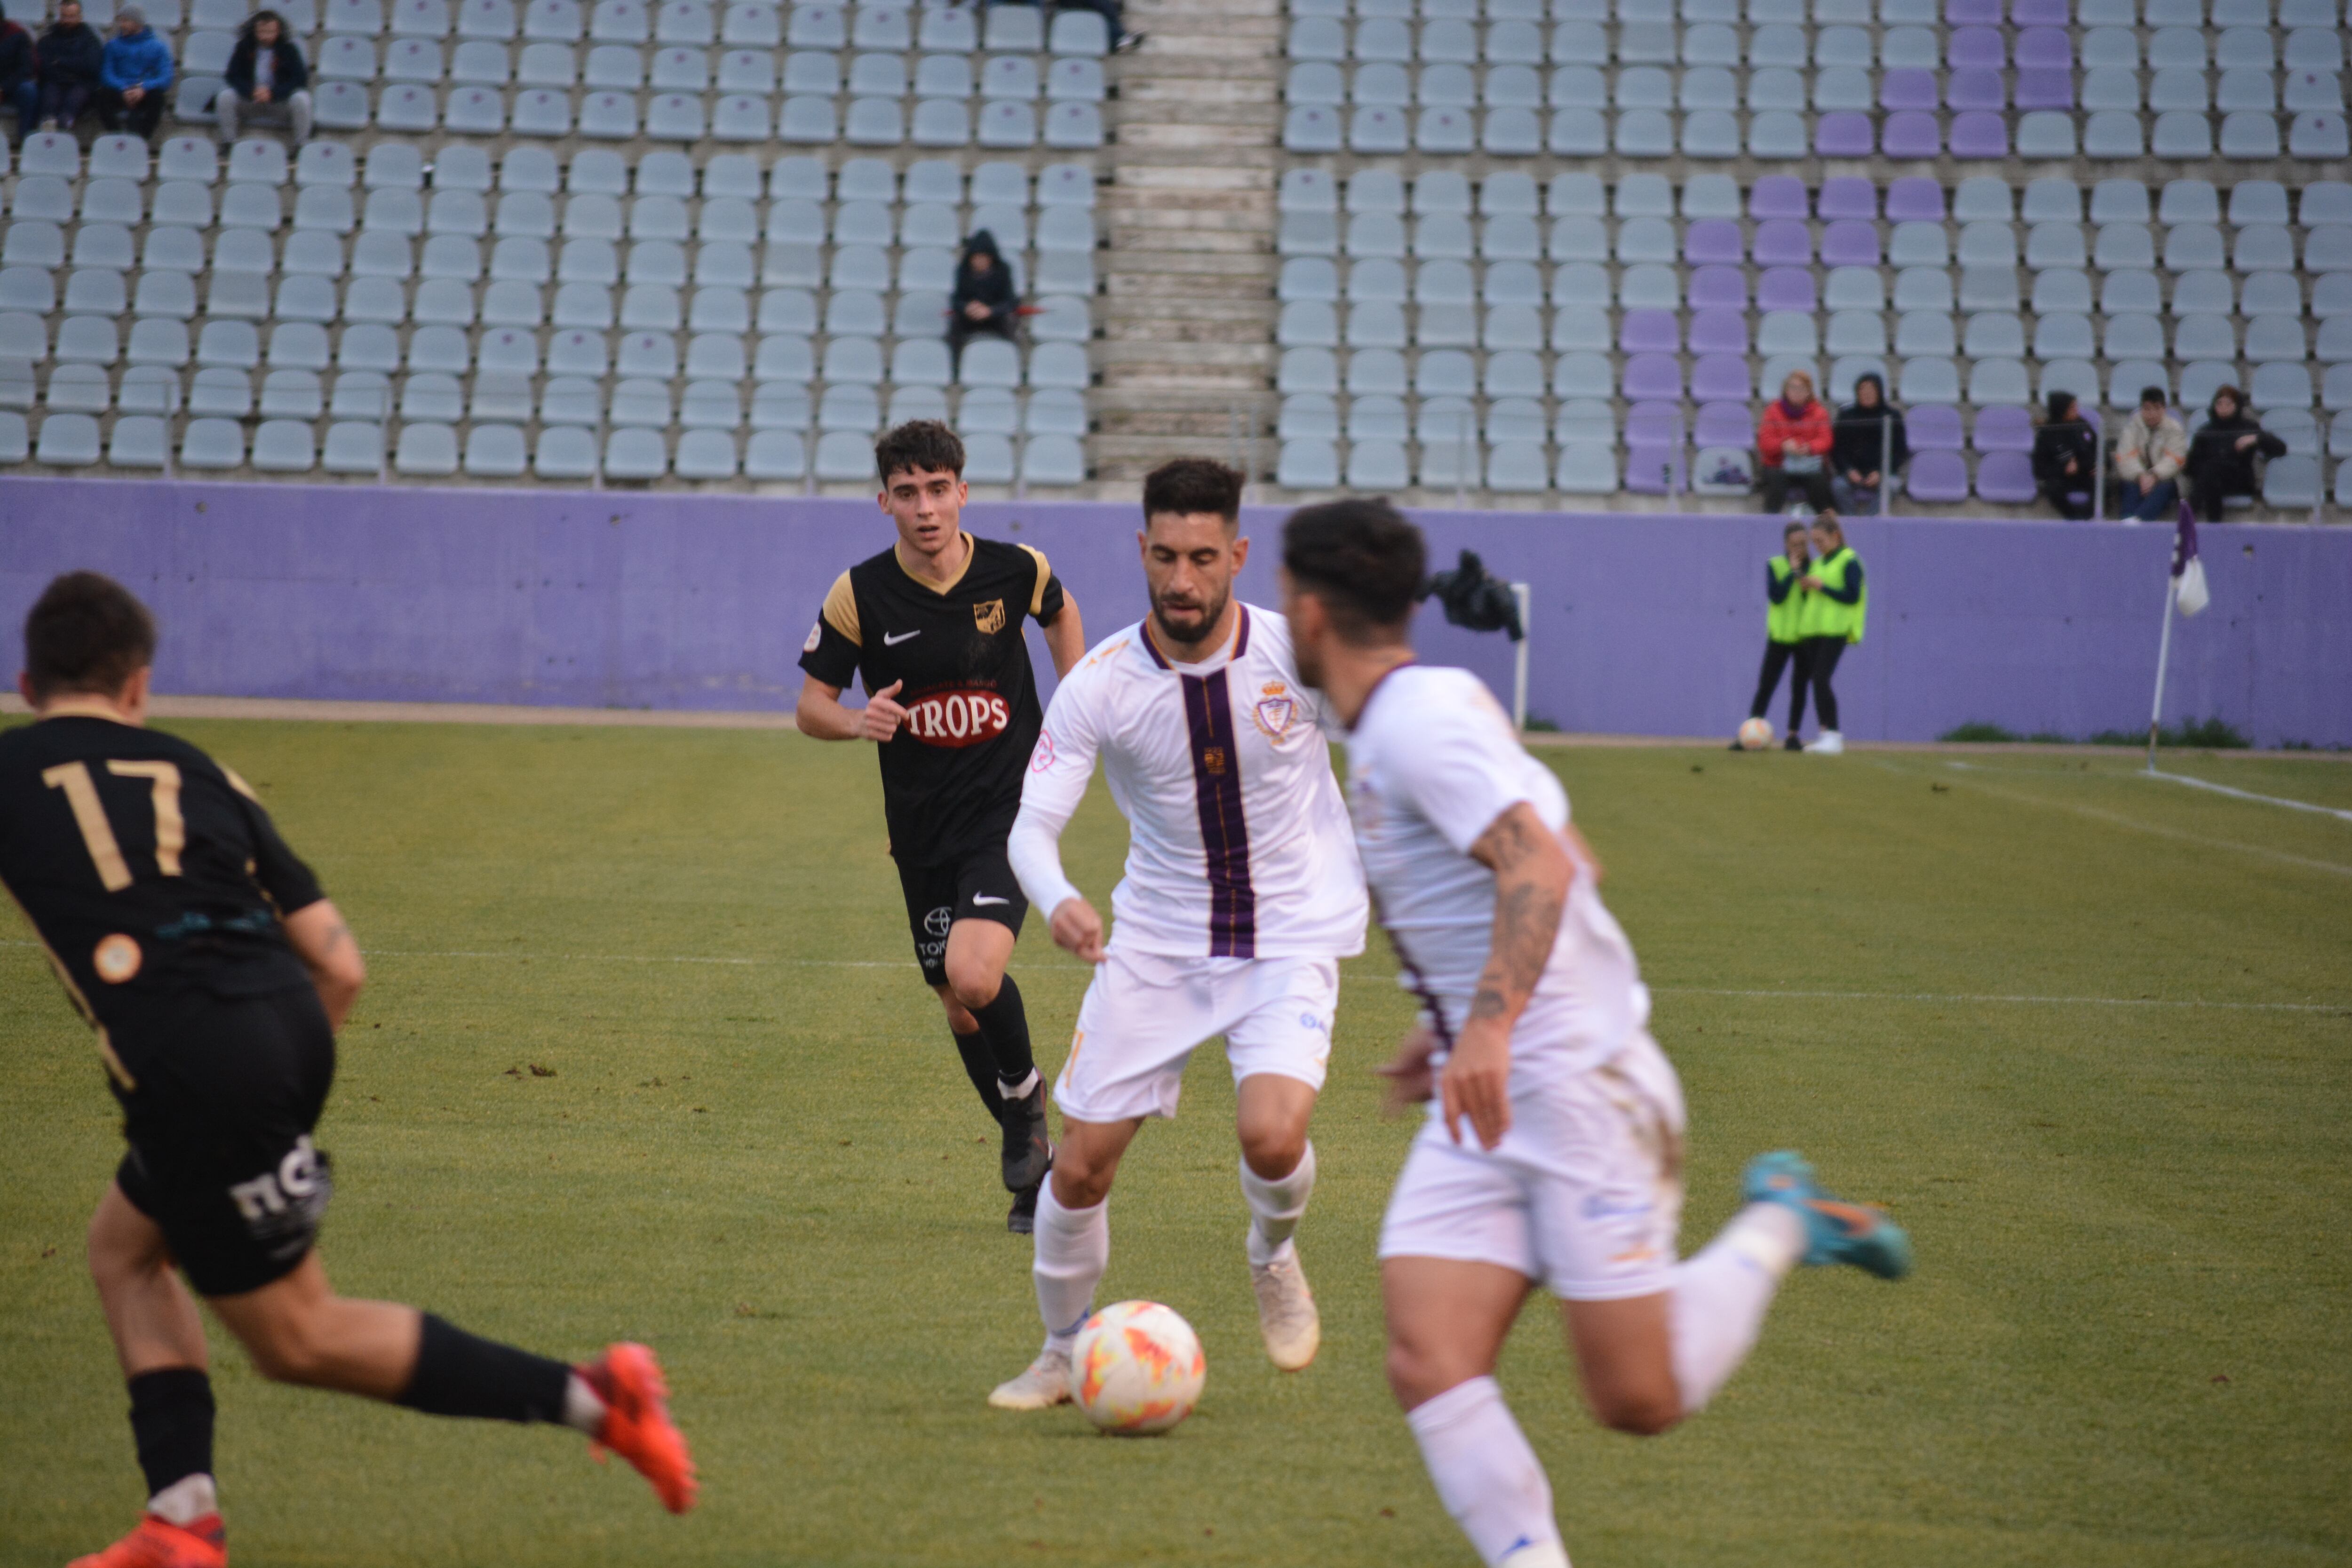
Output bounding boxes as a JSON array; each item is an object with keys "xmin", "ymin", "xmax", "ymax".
[
  {"xmin": 1008, "ymin": 605, "xmax": 1368, "ymax": 960},
  {"xmin": 1345, "ymin": 663, "xmax": 1650, "ymax": 1092}
]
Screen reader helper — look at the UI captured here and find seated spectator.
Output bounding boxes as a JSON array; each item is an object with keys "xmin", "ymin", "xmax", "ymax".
[
  {"xmin": 2112, "ymin": 386, "xmax": 2186, "ymax": 523},
  {"xmin": 215, "ymin": 10, "xmax": 311, "ymax": 146},
  {"xmin": 2184, "ymin": 385, "xmax": 2287, "ymax": 522},
  {"xmin": 0, "ymin": 11, "xmax": 37, "ymax": 143},
  {"xmin": 1829, "ymin": 372, "xmax": 1908, "ymax": 517},
  {"xmin": 1756, "ymin": 370, "xmax": 1834, "ymax": 514},
  {"xmin": 2031, "ymin": 391, "xmax": 2099, "ymax": 519},
  {"xmin": 95, "ymin": 6, "xmax": 172, "ymax": 141},
  {"xmin": 949, "ymin": 230, "xmax": 1018, "ymax": 365},
  {"xmin": 994, "ymin": 0, "xmax": 1142, "ymax": 51},
  {"xmin": 38, "ymin": 0, "xmax": 106, "ymax": 134}
]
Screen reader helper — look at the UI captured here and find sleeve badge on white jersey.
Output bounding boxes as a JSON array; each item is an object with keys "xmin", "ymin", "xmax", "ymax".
[
  {"xmin": 1251, "ymin": 681, "xmax": 1300, "ymax": 742},
  {"xmin": 1030, "ymin": 729, "xmax": 1057, "ymax": 772}
]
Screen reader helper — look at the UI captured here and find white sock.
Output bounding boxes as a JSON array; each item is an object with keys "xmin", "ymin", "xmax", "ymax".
[
  {"xmin": 997, "ymin": 1067, "xmax": 1040, "ymax": 1099},
  {"xmin": 561, "ymin": 1371, "xmax": 607, "ymax": 1436},
  {"xmin": 1033, "ymin": 1182, "xmax": 1109, "ymax": 1353},
  {"xmin": 1668, "ymin": 1203, "xmax": 1806, "ymax": 1415},
  {"xmin": 1404, "ymin": 1376, "xmax": 1563, "ymax": 1568},
  {"xmin": 1239, "ymin": 1141, "xmax": 1317, "ymax": 1268},
  {"xmin": 147, "ymin": 1472, "xmax": 217, "ymax": 1526}
]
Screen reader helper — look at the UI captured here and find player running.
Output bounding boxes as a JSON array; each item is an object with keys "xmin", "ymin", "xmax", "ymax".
[
  {"xmin": 1, "ymin": 573, "xmax": 694, "ymax": 1568},
  {"xmin": 1278, "ymin": 501, "xmax": 1913, "ymax": 1568},
  {"xmin": 796, "ymin": 421, "xmax": 1087, "ymax": 1233},
  {"xmin": 987, "ymin": 458, "xmax": 1368, "ymax": 1410}
]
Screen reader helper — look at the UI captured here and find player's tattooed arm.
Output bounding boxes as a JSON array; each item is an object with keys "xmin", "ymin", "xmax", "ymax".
[
  {"xmin": 1441, "ymin": 803, "xmax": 1572, "ymax": 1150},
  {"xmin": 284, "ymin": 899, "xmax": 367, "ymax": 1030}
]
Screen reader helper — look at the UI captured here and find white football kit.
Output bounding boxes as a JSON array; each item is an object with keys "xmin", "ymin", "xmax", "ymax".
[
  {"xmin": 1009, "ymin": 605, "xmax": 1368, "ymax": 1123},
  {"xmin": 1348, "ymin": 664, "xmax": 1686, "ymax": 1301}
]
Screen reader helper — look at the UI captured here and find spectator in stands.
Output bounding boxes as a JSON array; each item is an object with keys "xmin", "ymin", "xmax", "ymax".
[
  {"xmin": 993, "ymin": 0, "xmax": 1142, "ymax": 51},
  {"xmin": 1756, "ymin": 370, "xmax": 1834, "ymax": 514},
  {"xmin": 215, "ymin": 10, "xmax": 312, "ymax": 146},
  {"xmin": 0, "ymin": 12, "xmax": 38, "ymax": 145},
  {"xmin": 2031, "ymin": 392, "xmax": 2099, "ymax": 520},
  {"xmin": 95, "ymin": 6, "xmax": 173, "ymax": 141},
  {"xmin": 949, "ymin": 230, "xmax": 1018, "ymax": 367},
  {"xmin": 1830, "ymin": 372, "xmax": 1907, "ymax": 517},
  {"xmin": 37, "ymin": 0, "xmax": 105, "ymax": 134},
  {"xmin": 2184, "ymin": 386, "xmax": 2286, "ymax": 523},
  {"xmin": 2112, "ymin": 386, "xmax": 2186, "ymax": 523}
]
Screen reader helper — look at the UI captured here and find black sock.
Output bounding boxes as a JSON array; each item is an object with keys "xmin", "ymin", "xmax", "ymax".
[
  {"xmin": 396, "ymin": 1314, "xmax": 572, "ymax": 1424},
  {"xmin": 128, "ymin": 1368, "xmax": 215, "ymax": 1500},
  {"xmin": 951, "ymin": 1027, "xmax": 1007, "ymax": 1124},
  {"xmin": 969, "ymin": 974, "xmax": 1036, "ymax": 1088}
]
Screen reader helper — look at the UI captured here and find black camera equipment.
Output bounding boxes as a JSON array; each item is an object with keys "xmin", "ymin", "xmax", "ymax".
[{"xmin": 1422, "ymin": 549, "xmax": 1524, "ymax": 642}]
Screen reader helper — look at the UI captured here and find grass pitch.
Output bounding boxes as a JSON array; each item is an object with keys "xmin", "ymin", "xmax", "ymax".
[{"xmin": 3, "ymin": 721, "xmax": 2348, "ymax": 1568}]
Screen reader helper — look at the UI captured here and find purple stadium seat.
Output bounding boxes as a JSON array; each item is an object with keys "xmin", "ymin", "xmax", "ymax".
[
  {"xmin": 1692, "ymin": 355, "xmax": 1752, "ymax": 401},
  {"xmin": 1945, "ymin": 0, "xmax": 1998, "ymax": 20},
  {"xmin": 1974, "ymin": 451, "xmax": 2039, "ymax": 503},
  {"xmin": 2017, "ymin": 27, "xmax": 2070, "ymax": 65},
  {"xmin": 1621, "ymin": 309, "xmax": 1680, "ymax": 353},
  {"xmin": 1622, "ymin": 444, "xmax": 1686, "ymax": 495},
  {"xmin": 1695, "ymin": 401, "xmax": 1754, "ymax": 448},
  {"xmin": 1684, "ymin": 219, "xmax": 1744, "ymax": 265},
  {"xmin": 1887, "ymin": 176, "xmax": 1946, "ymax": 221},
  {"xmin": 1754, "ymin": 219, "xmax": 1813, "ymax": 266},
  {"xmin": 1882, "ymin": 70, "xmax": 1939, "ymax": 111},
  {"xmin": 2014, "ymin": 68, "xmax": 2074, "ymax": 111},
  {"xmin": 1626, "ymin": 402, "xmax": 1685, "ymax": 444},
  {"xmin": 1950, "ymin": 111, "xmax": 2010, "ymax": 158},
  {"xmin": 1819, "ymin": 177, "xmax": 1878, "ymax": 220},
  {"xmin": 1948, "ymin": 26, "xmax": 2004, "ymax": 68},
  {"xmin": 1689, "ymin": 308, "xmax": 1749, "ymax": 354},
  {"xmin": 1883, "ymin": 112, "xmax": 1943, "ymax": 158},
  {"xmin": 1822, "ymin": 220, "xmax": 1883, "ymax": 266},
  {"xmin": 1622, "ymin": 353, "xmax": 1683, "ymax": 400},
  {"xmin": 1907, "ymin": 450, "xmax": 1971, "ymax": 502},
  {"xmin": 1757, "ymin": 267, "xmax": 1817, "ymax": 312},
  {"xmin": 1907, "ymin": 403, "xmax": 1965, "ymax": 451},
  {"xmin": 1815, "ymin": 112, "xmax": 1875, "ymax": 157},
  {"xmin": 1947, "ymin": 68, "xmax": 2005, "ymax": 111},
  {"xmin": 1689, "ymin": 265, "xmax": 1747, "ymax": 309},
  {"xmin": 2010, "ymin": 0, "xmax": 2067, "ymax": 23},
  {"xmin": 1748, "ymin": 175, "xmax": 1808, "ymax": 220},
  {"xmin": 1972, "ymin": 405, "xmax": 2035, "ymax": 452}
]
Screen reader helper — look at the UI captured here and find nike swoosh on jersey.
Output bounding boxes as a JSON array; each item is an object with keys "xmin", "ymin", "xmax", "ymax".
[
  {"xmin": 971, "ymin": 894, "xmax": 1010, "ymax": 905},
  {"xmin": 883, "ymin": 629, "xmax": 921, "ymax": 645}
]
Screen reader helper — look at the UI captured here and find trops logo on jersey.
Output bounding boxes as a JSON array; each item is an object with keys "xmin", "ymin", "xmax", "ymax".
[
  {"xmin": 904, "ymin": 686, "xmax": 1013, "ymax": 748},
  {"xmin": 972, "ymin": 598, "xmax": 1007, "ymax": 635}
]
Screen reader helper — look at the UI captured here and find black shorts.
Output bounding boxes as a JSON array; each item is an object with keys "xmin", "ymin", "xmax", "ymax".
[
  {"xmin": 895, "ymin": 844, "xmax": 1029, "ymax": 986},
  {"xmin": 112, "ymin": 987, "xmax": 337, "ymax": 1298}
]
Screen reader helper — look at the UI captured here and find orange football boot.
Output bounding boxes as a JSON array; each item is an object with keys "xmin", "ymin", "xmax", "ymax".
[
  {"xmin": 67, "ymin": 1513, "xmax": 226, "ymax": 1568},
  {"xmin": 578, "ymin": 1342, "xmax": 698, "ymax": 1514}
]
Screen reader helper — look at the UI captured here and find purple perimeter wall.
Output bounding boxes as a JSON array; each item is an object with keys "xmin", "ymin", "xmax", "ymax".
[{"xmin": 3, "ymin": 477, "xmax": 2347, "ymax": 746}]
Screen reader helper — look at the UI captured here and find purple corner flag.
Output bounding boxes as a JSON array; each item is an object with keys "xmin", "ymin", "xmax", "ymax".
[{"xmin": 2170, "ymin": 499, "xmax": 2200, "ymax": 579}]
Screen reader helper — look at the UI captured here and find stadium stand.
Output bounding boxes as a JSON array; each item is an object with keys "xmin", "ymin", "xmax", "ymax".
[{"xmin": 0, "ymin": 0, "xmax": 1110, "ymax": 487}]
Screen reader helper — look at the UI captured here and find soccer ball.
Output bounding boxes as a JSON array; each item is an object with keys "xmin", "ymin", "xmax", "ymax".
[
  {"xmin": 1071, "ymin": 1301, "xmax": 1205, "ymax": 1435},
  {"xmin": 1737, "ymin": 717, "xmax": 1775, "ymax": 750}
]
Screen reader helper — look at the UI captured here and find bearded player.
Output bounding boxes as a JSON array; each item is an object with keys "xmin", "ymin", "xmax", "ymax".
[
  {"xmin": 986, "ymin": 458, "xmax": 1368, "ymax": 1410},
  {"xmin": 1, "ymin": 574, "xmax": 694, "ymax": 1568},
  {"xmin": 1279, "ymin": 499, "xmax": 1912, "ymax": 1568},
  {"xmin": 797, "ymin": 421, "xmax": 1087, "ymax": 1232}
]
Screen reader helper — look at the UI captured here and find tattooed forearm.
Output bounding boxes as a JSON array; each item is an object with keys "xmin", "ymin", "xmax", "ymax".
[{"xmin": 1466, "ymin": 803, "xmax": 1572, "ymax": 1031}]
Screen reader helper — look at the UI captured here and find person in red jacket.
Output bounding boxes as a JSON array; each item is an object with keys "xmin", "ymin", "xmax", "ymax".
[{"xmin": 1756, "ymin": 370, "xmax": 1834, "ymax": 514}]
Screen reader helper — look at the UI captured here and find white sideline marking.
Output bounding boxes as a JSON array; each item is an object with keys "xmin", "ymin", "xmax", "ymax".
[
  {"xmin": 2145, "ymin": 767, "xmax": 2352, "ymax": 824},
  {"xmin": 1923, "ymin": 763, "xmax": 2352, "ymax": 880}
]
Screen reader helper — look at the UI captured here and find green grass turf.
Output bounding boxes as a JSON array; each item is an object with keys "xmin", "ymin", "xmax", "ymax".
[{"xmin": 3, "ymin": 723, "xmax": 2348, "ymax": 1568}]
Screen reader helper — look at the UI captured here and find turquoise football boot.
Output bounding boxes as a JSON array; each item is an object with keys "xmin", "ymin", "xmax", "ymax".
[{"xmin": 1742, "ymin": 1150, "xmax": 1914, "ymax": 1280}]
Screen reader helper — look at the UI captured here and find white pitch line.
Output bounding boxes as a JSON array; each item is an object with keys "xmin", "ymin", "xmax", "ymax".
[
  {"xmin": 2145, "ymin": 767, "xmax": 2352, "ymax": 824},
  {"xmin": 1925, "ymin": 762, "xmax": 2352, "ymax": 879}
]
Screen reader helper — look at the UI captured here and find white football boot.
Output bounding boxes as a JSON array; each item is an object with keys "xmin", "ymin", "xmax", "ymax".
[
  {"xmin": 987, "ymin": 1345, "xmax": 1073, "ymax": 1410},
  {"xmin": 1806, "ymin": 729, "xmax": 1845, "ymax": 755},
  {"xmin": 1250, "ymin": 1250, "xmax": 1322, "ymax": 1371}
]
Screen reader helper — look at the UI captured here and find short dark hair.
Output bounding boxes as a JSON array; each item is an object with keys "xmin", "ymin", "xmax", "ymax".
[
  {"xmin": 1783, "ymin": 520, "xmax": 1809, "ymax": 540},
  {"xmin": 24, "ymin": 571, "xmax": 156, "ymax": 701},
  {"xmin": 1142, "ymin": 457, "xmax": 1245, "ymax": 525},
  {"xmin": 2209, "ymin": 384, "xmax": 2243, "ymax": 412},
  {"xmin": 2140, "ymin": 386, "xmax": 2169, "ymax": 408},
  {"xmin": 1281, "ymin": 499, "xmax": 1425, "ymax": 645},
  {"xmin": 874, "ymin": 420, "xmax": 964, "ymax": 485}
]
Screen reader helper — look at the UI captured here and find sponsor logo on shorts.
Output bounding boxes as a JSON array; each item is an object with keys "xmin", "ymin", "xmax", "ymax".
[
  {"xmin": 972, "ymin": 893, "xmax": 1010, "ymax": 907},
  {"xmin": 227, "ymin": 1136, "xmax": 333, "ymax": 1261},
  {"xmin": 1583, "ymin": 1193, "xmax": 1653, "ymax": 1222},
  {"xmin": 903, "ymin": 687, "xmax": 1012, "ymax": 748},
  {"xmin": 923, "ymin": 907, "xmax": 954, "ymax": 937}
]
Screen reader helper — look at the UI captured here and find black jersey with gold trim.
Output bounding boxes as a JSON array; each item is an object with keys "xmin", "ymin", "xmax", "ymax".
[
  {"xmin": 0, "ymin": 716, "xmax": 326, "ymax": 1088},
  {"xmin": 799, "ymin": 532, "xmax": 1067, "ymax": 866}
]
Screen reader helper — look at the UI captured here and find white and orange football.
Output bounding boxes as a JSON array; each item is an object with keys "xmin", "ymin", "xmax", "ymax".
[{"xmin": 1071, "ymin": 1301, "xmax": 1205, "ymax": 1435}]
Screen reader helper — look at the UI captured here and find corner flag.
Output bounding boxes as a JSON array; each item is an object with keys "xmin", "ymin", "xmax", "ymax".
[{"xmin": 2170, "ymin": 500, "xmax": 2209, "ymax": 618}]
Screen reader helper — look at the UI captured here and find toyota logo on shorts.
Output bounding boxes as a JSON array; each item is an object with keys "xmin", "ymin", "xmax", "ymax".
[{"xmin": 924, "ymin": 907, "xmax": 954, "ymax": 937}]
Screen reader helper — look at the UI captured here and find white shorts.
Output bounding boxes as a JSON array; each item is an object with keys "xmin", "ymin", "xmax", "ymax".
[
  {"xmin": 1053, "ymin": 949, "xmax": 1339, "ymax": 1124},
  {"xmin": 1377, "ymin": 1031, "xmax": 1687, "ymax": 1301}
]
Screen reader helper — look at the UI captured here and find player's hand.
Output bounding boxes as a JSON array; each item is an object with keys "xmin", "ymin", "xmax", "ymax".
[
  {"xmin": 858, "ymin": 680, "xmax": 908, "ymax": 741},
  {"xmin": 1439, "ymin": 1021, "xmax": 1512, "ymax": 1150},
  {"xmin": 1049, "ymin": 897, "xmax": 1105, "ymax": 963},
  {"xmin": 1375, "ymin": 1023, "xmax": 1442, "ymax": 1116}
]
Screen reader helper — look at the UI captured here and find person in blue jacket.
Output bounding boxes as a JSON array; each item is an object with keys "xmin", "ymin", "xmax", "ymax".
[{"xmin": 95, "ymin": 5, "xmax": 172, "ymax": 140}]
